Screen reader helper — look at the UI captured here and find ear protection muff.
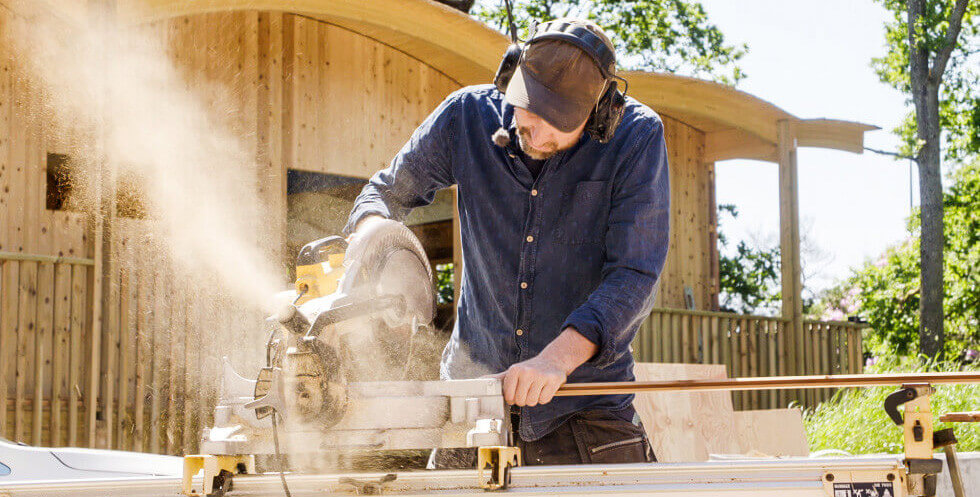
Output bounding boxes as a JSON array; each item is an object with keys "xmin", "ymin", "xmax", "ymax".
[
  {"xmin": 493, "ymin": 19, "xmax": 628, "ymax": 144},
  {"xmin": 494, "ymin": 43, "xmax": 523, "ymax": 94},
  {"xmin": 585, "ymin": 80, "xmax": 626, "ymax": 143}
]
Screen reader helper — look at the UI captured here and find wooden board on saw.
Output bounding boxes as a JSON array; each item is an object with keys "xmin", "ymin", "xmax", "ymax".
[
  {"xmin": 633, "ymin": 363, "xmax": 741, "ymax": 462},
  {"xmin": 733, "ymin": 408, "xmax": 809, "ymax": 457}
]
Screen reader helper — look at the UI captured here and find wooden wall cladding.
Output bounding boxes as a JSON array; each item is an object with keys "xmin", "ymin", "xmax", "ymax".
[
  {"xmin": 0, "ymin": 5, "xmax": 90, "ymax": 260},
  {"xmin": 657, "ymin": 115, "xmax": 714, "ymax": 310},
  {"xmin": 286, "ymin": 15, "xmax": 460, "ymax": 178}
]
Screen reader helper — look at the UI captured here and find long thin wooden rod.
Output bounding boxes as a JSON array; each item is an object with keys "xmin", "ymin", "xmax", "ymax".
[{"xmin": 555, "ymin": 372, "xmax": 980, "ymax": 397}]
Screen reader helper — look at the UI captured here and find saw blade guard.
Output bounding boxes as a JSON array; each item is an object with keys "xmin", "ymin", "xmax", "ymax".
[{"xmin": 340, "ymin": 218, "xmax": 436, "ymax": 335}]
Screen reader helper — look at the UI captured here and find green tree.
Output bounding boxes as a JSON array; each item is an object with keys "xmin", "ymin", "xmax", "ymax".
[
  {"xmin": 816, "ymin": 160, "xmax": 980, "ymax": 360},
  {"xmin": 871, "ymin": 0, "xmax": 978, "ymax": 359},
  {"xmin": 716, "ymin": 205, "xmax": 781, "ymax": 315},
  {"xmin": 472, "ymin": 0, "xmax": 747, "ymax": 85}
]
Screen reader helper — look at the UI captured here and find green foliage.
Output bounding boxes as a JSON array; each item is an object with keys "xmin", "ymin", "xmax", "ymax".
[
  {"xmin": 472, "ymin": 0, "xmax": 747, "ymax": 85},
  {"xmin": 815, "ymin": 160, "xmax": 980, "ymax": 359},
  {"xmin": 717, "ymin": 204, "xmax": 781, "ymax": 315},
  {"xmin": 435, "ymin": 263, "xmax": 455, "ymax": 304},
  {"xmin": 872, "ymin": 0, "xmax": 980, "ymax": 162},
  {"xmin": 806, "ymin": 360, "xmax": 980, "ymax": 453}
]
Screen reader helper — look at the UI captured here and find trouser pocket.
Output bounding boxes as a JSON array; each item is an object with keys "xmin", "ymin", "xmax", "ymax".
[{"xmin": 569, "ymin": 408, "xmax": 656, "ymax": 464}]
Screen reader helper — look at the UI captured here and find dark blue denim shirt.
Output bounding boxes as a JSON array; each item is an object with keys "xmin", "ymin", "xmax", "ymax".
[{"xmin": 346, "ymin": 84, "xmax": 670, "ymax": 441}]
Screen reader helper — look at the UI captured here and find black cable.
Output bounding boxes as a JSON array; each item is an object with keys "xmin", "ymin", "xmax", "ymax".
[{"xmin": 272, "ymin": 413, "xmax": 292, "ymax": 497}]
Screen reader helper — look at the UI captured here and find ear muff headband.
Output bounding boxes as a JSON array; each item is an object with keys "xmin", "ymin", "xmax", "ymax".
[{"xmin": 529, "ymin": 21, "xmax": 616, "ymax": 77}]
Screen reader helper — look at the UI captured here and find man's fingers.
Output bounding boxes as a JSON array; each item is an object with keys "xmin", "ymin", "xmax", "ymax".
[
  {"xmin": 502, "ymin": 368, "xmax": 519, "ymax": 405},
  {"xmin": 538, "ymin": 380, "xmax": 562, "ymax": 405},
  {"xmin": 512, "ymin": 369, "xmax": 532, "ymax": 406},
  {"xmin": 524, "ymin": 378, "xmax": 546, "ymax": 407}
]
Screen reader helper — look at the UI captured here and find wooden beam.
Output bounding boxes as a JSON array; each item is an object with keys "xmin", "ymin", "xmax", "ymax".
[
  {"xmin": 704, "ymin": 128, "xmax": 777, "ymax": 163},
  {"xmin": 795, "ymin": 119, "xmax": 878, "ymax": 154},
  {"xmin": 777, "ymin": 120, "xmax": 803, "ymax": 403}
]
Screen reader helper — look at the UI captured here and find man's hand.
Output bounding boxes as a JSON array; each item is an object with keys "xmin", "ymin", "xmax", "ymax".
[{"xmin": 490, "ymin": 327, "xmax": 599, "ymax": 407}]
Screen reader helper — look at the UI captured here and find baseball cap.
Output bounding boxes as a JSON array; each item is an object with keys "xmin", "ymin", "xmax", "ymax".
[{"xmin": 505, "ymin": 19, "xmax": 614, "ymax": 133}]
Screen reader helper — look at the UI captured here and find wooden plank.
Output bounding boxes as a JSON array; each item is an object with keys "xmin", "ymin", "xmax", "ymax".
[
  {"xmin": 133, "ymin": 244, "xmax": 149, "ymax": 452},
  {"xmin": 51, "ymin": 258, "xmax": 73, "ymax": 446},
  {"xmin": 0, "ymin": 260, "xmax": 18, "ymax": 439},
  {"xmin": 733, "ymin": 408, "xmax": 808, "ymax": 457},
  {"xmin": 0, "ymin": 8, "xmax": 12, "ymax": 256},
  {"xmin": 15, "ymin": 260, "xmax": 36, "ymax": 443},
  {"xmin": 767, "ymin": 321, "xmax": 777, "ymax": 409},
  {"xmin": 68, "ymin": 264, "xmax": 85, "ymax": 446},
  {"xmin": 116, "ymin": 245, "xmax": 132, "ymax": 450},
  {"xmin": 710, "ymin": 316, "xmax": 720, "ymax": 364},
  {"xmin": 633, "ymin": 363, "xmax": 740, "ymax": 462},
  {"xmin": 776, "ymin": 320, "xmax": 787, "ymax": 407},
  {"xmin": 149, "ymin": 260, "xmax": 165, "ymax": 454},
  {"xmin": 680, "ymin": 314, "xmax": 690, "ymax": 363},
  {"xmin": 33, "ymin": 261, "xmax": 54, "ymax": 445},
  {"xmin": 670, "ymin": 314, "xmax": 681, "ymax": 362},
  {"xmin": 101, "ymin": 225, "xmax": 121, "ymax": 450},
  {"xmin": 658, "ymin": 312, "xmax": 669, "ymax": 363}
]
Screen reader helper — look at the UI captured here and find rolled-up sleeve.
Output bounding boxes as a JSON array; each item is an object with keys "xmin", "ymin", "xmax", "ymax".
[
  {"xmin": 562, "ymin": 121, "xmax": 671, "ymax": 369},
  {"xmin": 344, "ymin": 92, "xmax": 459, "ymax": 234}
]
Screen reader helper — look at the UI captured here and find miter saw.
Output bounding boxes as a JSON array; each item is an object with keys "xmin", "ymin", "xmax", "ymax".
[{"xmin": 200, "ymin": 220, "xmax": 508, "ymax": 459}]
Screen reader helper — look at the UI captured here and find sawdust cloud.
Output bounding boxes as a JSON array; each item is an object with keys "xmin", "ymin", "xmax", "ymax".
[
  {"xmin": 5, "ymin": 4, "xmax": 284, "ymax": 387},
  {"xmin": 5, "ymin": 1, "xmax": 479, "ymax": 467}
]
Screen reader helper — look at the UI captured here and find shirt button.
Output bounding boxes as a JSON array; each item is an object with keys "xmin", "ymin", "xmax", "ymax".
[
  {"xmin": 531, "ymin": 189, "xmax": 538, "ymax": 196},
  {"xmin": 520, "ymin": 282, "xmax": 528, "ymax": 289},
  {"xmin": 526, "ymin": 235, "xmax": 534, "ymax": 243},
  {"xmin": 516, "ymin": 329, "xmax": 524, "ymax": 336}
]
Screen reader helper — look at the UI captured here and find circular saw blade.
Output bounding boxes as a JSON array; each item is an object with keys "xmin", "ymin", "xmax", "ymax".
[{"xmin": 341, "ymin": 220, "xmax": 436, "ymax": 329}]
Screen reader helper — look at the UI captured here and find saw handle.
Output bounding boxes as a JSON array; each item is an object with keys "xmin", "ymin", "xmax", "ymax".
[{"xmin": 296, "ymin": 236, "xmax": 348, "ymax": 266}]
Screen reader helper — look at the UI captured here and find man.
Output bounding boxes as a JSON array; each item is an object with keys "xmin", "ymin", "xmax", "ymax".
[{"xmin": 345, "ymin": 19, "xmax": 669, "ymax": 465}]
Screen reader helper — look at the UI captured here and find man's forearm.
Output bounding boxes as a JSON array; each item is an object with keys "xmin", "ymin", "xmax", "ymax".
[{"xmin": 538, "ymin": 327, "xmax": 599, "ymax": 375}]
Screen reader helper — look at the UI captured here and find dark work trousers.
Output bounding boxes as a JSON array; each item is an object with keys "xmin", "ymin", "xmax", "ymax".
[{"xmin": 429, "ymin": 405, "xmax": 656, "ymax": 468}]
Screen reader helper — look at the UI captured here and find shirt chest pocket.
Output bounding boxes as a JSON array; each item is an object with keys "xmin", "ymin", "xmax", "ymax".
[{"xmin": 553, "ymin": 181, "xmax": 610, "ymax": 245}]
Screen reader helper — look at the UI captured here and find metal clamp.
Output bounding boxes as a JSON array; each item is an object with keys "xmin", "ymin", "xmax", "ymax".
[
  {"xmin": 182, "ymin": 454, "xmax": 255, "ymax": 496},
  {"xmin": 478, "ymin": 446, "xmax": 521, "ymax": 491}
]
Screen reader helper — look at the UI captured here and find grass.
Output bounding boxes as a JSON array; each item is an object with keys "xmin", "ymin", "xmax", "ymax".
[{"xmin": 805, "ymin": 362, "xmax": 980, "ymax": 454}]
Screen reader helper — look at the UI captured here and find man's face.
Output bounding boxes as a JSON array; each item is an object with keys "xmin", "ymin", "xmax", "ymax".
[{"xmin": 514, "ymin": 107, "xmax": 587, "ymax": 160}]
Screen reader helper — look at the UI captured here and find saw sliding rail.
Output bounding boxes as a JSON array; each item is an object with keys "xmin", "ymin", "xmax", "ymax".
[
  {"xmin": 555, "ymin": 371, "xmax": 980, "ymax": 396},
  {"xmin": 0, "ymin": 457, "xmax": 909, "ymax": 497}
]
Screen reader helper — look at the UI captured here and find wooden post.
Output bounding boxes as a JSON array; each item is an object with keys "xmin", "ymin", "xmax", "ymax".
[{"xmin": 777, "ymin": 119, "xmax": 803, "ymax": 405}]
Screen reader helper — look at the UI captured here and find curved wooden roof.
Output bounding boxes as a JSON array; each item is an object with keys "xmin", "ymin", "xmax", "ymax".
[{"xmin": 118, "ymin": 0, "xmax": 877, "ymax": 162}]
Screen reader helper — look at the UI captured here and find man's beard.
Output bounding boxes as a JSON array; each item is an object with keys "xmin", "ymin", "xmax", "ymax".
[{"xmin": 517, "ymin": 127, "xmax": 563, "ymax": 160}]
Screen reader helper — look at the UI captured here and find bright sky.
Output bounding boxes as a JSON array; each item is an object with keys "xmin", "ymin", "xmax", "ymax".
[{"xmin": 697, "ymin": 0, "xmax": 914, "ymax": 293}]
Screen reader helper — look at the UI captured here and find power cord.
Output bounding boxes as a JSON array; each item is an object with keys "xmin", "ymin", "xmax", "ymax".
[{"xmin": 272, "ymin": 412, "xmax": 292, "ymax": 497}]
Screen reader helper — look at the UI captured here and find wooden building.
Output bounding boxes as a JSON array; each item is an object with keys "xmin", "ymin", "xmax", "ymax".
[{"xmin": 0, "ymin": 0, "xmax": 873, "ymax": 454}]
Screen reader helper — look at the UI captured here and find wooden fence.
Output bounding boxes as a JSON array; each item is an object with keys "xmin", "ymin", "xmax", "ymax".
[
  {"xmin": 632, "ymin": 307, "xmax": 866, "ymax": 410},
  {"xmin": 1, "ymin": 253, "xmax": 94, "ymax": 448},
  {"xmin": 0, "ymin": 242, "xmax": 267, "ymax": 455}
]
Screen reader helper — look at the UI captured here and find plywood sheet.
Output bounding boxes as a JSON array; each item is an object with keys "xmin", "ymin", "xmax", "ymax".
[
  {"xmin": 633, "ymin": 362, "xmax": 740, "ymax": 462},
  {"xmin": 733, "ymin": 408, "xmax": 809, "ymax": 457}
]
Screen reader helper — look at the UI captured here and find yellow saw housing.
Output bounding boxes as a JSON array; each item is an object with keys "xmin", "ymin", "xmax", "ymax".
[{"xmin": 293, "ymin": 236, "xmax": 348, "ymax": 305}]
